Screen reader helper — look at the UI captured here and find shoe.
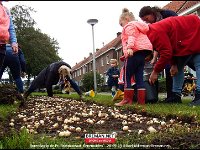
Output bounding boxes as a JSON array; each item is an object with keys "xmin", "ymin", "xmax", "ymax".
[
  {"xmin": 23, "ymin": 91, "xmax": 29, "ymax": 100},
  {"xmin": 112, "ymin": 90, "xmax": 124, "ymax": 101},
  {"xmin": 161, "ymin": 92, "xmax": 182, "ymax": 103},
  {"xmin": 189, "ymin": 91, "xmax": 200, "ymax": 106},
  {"xmin": 19, "ymin": 101, "xmax": 26, "ymax": 108},
  {"xmin": 115, "ymin": 89, "xmax": 134, "ymax": 106},
  {"xmin": 79, "ymin": 94, "xmax": 85, "ymax": 99},
  {"xmin": 111, "ymin": 91, "xmax": 116, "ymax": 97}
]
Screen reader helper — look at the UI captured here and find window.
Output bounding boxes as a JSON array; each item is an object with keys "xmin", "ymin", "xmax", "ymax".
[
  {"xmin": 106, "ymin": 55, "xmax": 109, "ymax": 64},
  {"xmin": 91, "ymin": 62, "xmax": 93, "ymax": 71},
  {"xmin": 83, "ymin": 66, "xmax": 86, "ymax": 74},
  {"xmin": 105, "ymin": 73, "xmax": 108, "ymax": 85},
  {"xmin": 101, "ymin": 58, "xmax": 104, "ymax": 66}
]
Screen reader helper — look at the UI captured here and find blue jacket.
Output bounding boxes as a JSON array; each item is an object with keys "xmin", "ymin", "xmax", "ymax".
[
  {"xmin": 8, "ymin": 10, "xmax": 17, "ymax": 45},
  {"xmin": 106, "ymin": 66, "xmax": 120, "ymax": 87},
  {"xmin": 4, "ymin": 7, "xmax": 17, "ymax": 45},
  {"xmin": 160, "ymin": 10, "xmax": 178, "ymax": 19}
]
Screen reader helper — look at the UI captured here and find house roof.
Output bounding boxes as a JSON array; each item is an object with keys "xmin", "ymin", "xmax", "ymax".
[
  {"xmin": 162, "ymin": 1, "xmax": 200, "ymax": 14},
  {"xmin": 72, "ymin": 34, "xmax": 121, "ymax": 71}
]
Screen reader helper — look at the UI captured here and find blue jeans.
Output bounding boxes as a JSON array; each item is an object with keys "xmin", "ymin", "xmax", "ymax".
[
  {"xmin": 0, "ymin": 45, "xmax": 24, "ymax": 93},
  {"xmin": 173, "ymin": 54, "xmax": 200, "ymax": 94}
]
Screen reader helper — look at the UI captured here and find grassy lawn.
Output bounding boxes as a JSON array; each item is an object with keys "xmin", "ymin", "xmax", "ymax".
[{"xmin": 0, "ymin": 92, "xmax": 200, "ymax": 149}]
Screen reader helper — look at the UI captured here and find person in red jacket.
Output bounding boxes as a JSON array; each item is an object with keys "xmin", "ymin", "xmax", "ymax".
[
  {"xmin": 147, "ymin": 14, "xmax": 200, "ymax": 106},
  {"xmin": 139, "ymin": 6, "xmax": 178, "ymax": 103}
]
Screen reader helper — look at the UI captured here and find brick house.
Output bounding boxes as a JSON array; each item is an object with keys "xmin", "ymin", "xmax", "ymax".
[
  {"xmin": 71, "ymin": 1, "xmax": 200, "ymax": 86},
  {"xmin": 71, "ymin": 32, "xmax": 122, "ymax": 86}
]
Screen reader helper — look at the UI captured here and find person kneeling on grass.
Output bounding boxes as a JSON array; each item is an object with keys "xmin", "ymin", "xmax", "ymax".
[{"xmin": 20, "ymin": 61, "xmax": 82, "ymax": 107}]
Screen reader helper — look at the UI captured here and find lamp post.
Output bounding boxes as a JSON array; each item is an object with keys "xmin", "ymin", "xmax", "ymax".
[{"xmin": 87, "ymin": 19, "xmax": 98, "ymax": 93}]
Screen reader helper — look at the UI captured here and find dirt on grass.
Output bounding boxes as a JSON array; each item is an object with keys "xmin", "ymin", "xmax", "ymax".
[{"xmin": 0, "ymin": 95, "xmax": 199, "ymax": 149}]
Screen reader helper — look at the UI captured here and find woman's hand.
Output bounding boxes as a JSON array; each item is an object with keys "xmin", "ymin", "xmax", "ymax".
[
  {"xmin": 170, "ymin": 65, "xmax": 178, "ymax": 77},
  {"xmin": 11, "ymin": 43, "xmax": 18, "ymax": 54},
  {"xmin": 149, "ymin": 70, "xmax": 158, "ymax": 85},
  {"xmin": 150, "ymin": 57, "xmax": 157, "ymax": 65}
]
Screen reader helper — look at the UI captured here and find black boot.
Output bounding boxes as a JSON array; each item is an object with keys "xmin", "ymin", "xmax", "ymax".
[
  {"xmin": 189, "ymin": 91, "xmax": 200, "ymax": 106},
  {"xmin": 19, "ymin": 92, "xmax": 29, "ymax": 108},
  {"xmin": 23, "ymin": 91, "xmax": 30, "ymax": 100},
  {"xmin": 161, "ymin": 92, "xmax": 182, "ymax": 103}
]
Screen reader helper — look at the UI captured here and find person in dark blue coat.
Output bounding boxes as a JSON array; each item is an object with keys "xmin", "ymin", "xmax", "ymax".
[
  {"xmin": 139, "ymin": 6, "xmax": 178, "ymax": 103},
  {"xmin": 106, "ymin": 59, "xmax": 120, "ymax": 97},
  {"xmin": 22, "ymin": 61, "xmax": 82, "ymax": 105},
  {"xmin": 0, "ymin": 44, "xmax": 26, "ymax": 94}
]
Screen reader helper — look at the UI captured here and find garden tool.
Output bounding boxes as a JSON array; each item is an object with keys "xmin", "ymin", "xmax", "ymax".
[{"xmin": 62, "ymin": 79, "xmax": 71, "ymax": 94}]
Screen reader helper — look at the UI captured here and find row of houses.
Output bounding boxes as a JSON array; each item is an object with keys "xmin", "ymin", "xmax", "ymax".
[{"xmin": 71, "ymin": 1, "xmax": 200, "ymax": 86}]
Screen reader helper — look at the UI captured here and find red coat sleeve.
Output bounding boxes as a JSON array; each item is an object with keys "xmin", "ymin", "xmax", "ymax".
[{"xmin": 147, "ymin": 30, "xmax": 173, "ymax": 73}]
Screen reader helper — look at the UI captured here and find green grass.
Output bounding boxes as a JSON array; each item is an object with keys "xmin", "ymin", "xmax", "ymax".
[
  {"xmin": 0, "ymin": 103, "xmax": 19, "ymax": 120},
  {"xmin": 1, "ymin": 128, "xmax": 32, "ymax": 149}
]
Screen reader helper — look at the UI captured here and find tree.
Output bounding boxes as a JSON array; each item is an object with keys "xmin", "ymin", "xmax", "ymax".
[
  {"xmin": 81, "ymin": 72, "xmax": 104, "ymax": 92},
  {"xmin": 9, "ymin": 5, "xmax": 61, "ymax": 84}
]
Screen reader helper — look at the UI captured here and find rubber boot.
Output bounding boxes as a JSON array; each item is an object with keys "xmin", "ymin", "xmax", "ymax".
[
  {"xmin": 137, "ymin": 88, "xmax": 146, "ymax": 112},
  {"xmin": 112, "ymin": 89, "xmax": 124, "ymax": 101},
  {"xmin": 114, "ymin": 89, "xmax": 134, "ymax": 106}
]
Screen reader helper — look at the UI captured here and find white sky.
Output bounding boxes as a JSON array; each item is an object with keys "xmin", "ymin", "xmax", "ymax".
[{"xmin": 2, "ymin": 1, "xmax": 171, "ymax": 78}]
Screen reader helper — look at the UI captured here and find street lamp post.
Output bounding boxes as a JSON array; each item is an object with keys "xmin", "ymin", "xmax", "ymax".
[{"xmin": 87, "ymin": 19, "xmax": 98, "ymax": 93}]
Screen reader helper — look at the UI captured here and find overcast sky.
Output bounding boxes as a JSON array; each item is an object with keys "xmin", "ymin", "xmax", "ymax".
[{"xmin": 2, "ymin": 1, "xmax": 171, "ymax": 78}]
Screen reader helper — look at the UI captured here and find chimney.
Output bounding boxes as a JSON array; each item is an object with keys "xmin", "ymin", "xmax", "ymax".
[
  {"xmin": 84, "ymin": 57, "xmax": 86, "ymax": 59},
  {"xmin": 89, "ymin": 52, "xmax": 92, "ymax": 56},
  {"xmin": 117, "ymin": 32, "xmax": 121, "ymax": 37}
]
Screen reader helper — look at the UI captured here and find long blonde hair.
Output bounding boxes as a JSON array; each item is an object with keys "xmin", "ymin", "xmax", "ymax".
[{"xmin": 119, "ymin": 8, "xmax": 135, "ymax": 23}]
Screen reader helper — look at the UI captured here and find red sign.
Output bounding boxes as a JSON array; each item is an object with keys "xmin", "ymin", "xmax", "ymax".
[{"xmin": 85, "ymin": 138, "xmax": 116, "ymax": 144}]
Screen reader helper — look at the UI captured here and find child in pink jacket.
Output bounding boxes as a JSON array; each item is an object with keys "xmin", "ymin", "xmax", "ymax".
[{"xmin": 115, "ymin": 8, "xmax": 153, "ymax": 107}]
